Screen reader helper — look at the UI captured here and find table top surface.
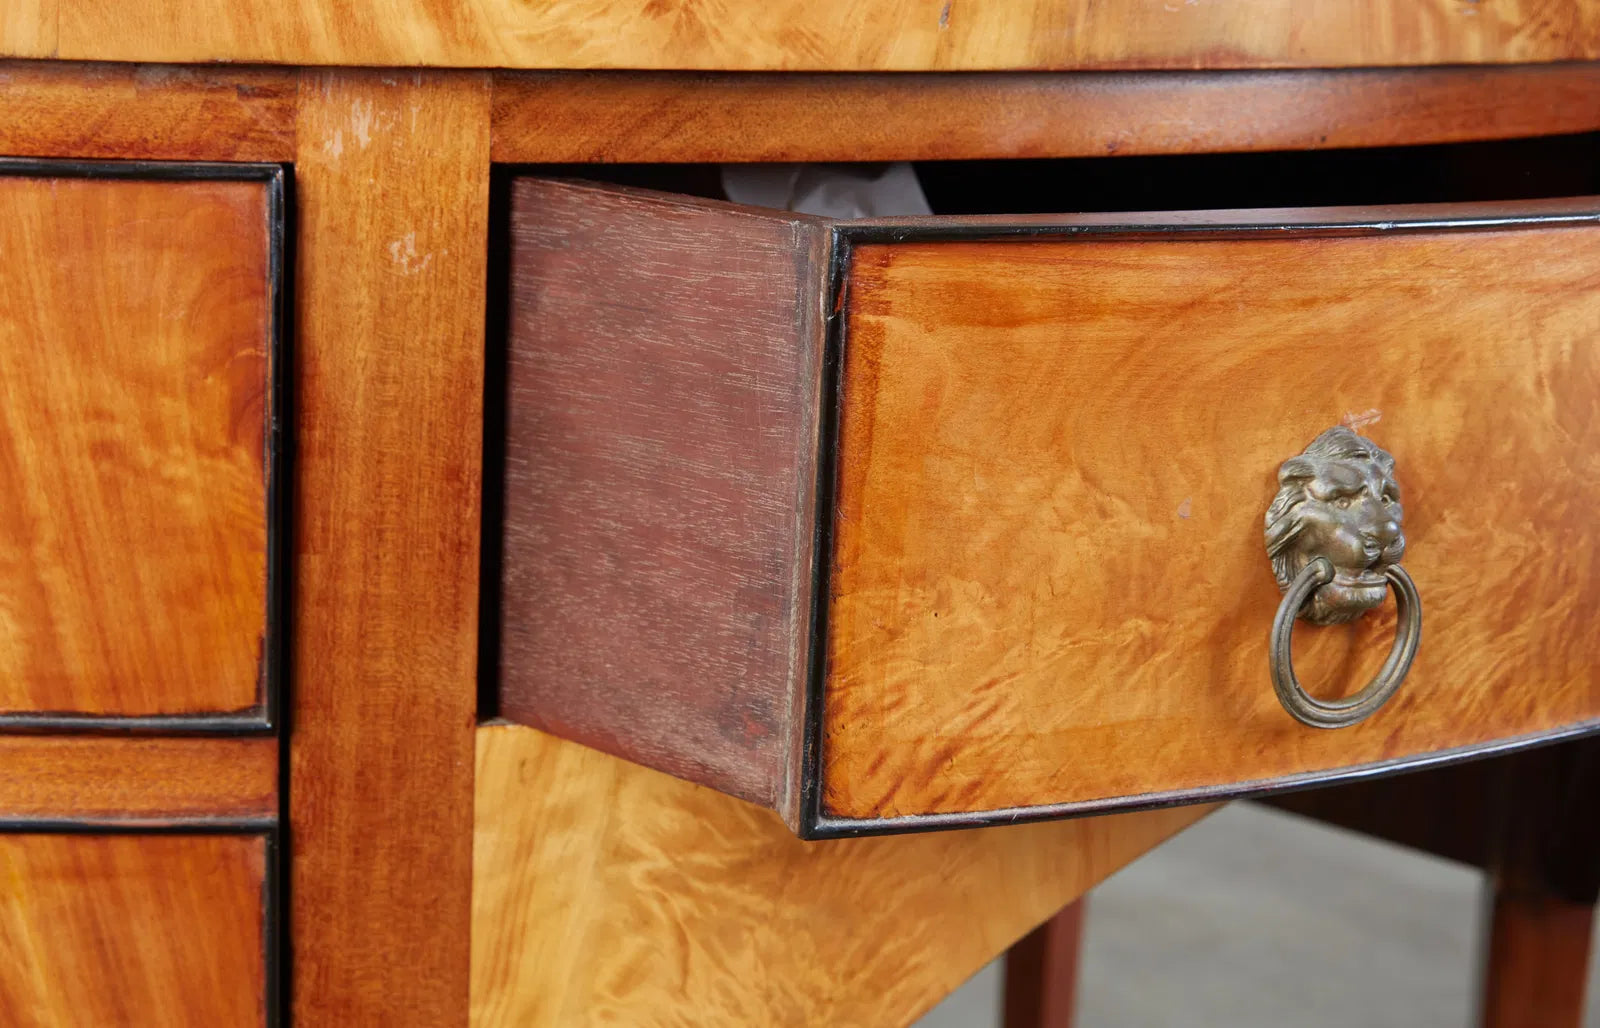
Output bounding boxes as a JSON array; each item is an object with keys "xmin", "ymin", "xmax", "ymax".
[{"xmin": 6, "ymin": 0, "xmax": 1600, "ymax": 71}]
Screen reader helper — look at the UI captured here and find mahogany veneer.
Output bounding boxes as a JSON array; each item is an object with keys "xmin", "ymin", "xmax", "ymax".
[
  {"xmin": 0, "ymin": 165, "xmax": 282, "ymax": 727},
  {"xmin": 0, "ymin": 833, "xmax": 270, "ymax": 1027}
]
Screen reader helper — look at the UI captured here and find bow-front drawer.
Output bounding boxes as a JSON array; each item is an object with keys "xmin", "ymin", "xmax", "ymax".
[{"xmin": 495, "ymin": 178, "xmax": 1600, "ymax": 837}]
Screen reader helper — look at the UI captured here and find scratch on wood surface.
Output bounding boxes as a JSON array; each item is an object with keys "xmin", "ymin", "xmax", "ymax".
[
  {"xmin": 1342, "ymin": 408, "xmax": 1383, "ymax": 431},
  {"xmin": 388, "ymin": 232, "xmax": 435, "ymax": 275},
  {"xmin": 350, "ymin": 97, "xmax": 375, "ymax": 149}
]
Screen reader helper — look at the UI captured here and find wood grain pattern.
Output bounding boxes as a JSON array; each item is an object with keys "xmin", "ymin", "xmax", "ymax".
[
  {"xmin": 291, "ymin": 70, "xmax": 486, "ymax": 1027},
  {"xmin": 0, "ymin": 0, "xmax": 53, "ymax": 59},
  {"xmin": 0, "ymin": 833, "xmax": 267, "ymax": 1027},
  {"xmin": 471, "ymin": 723, "xmax": 1212, "ymax": 1027},
  {"xmin": 29, "ymin": 0, "xmax": 1600, "ymax": 69},
  {"xmin": 827, "ymin": 214, "xmax": 1600, "ymax": 820},
  {"xmin": 500, "ymin": 180, "xmax": 827, "ymax": 819},
  {"xmin": 0, "ymin": 736, "xmax": 277, "ymax": 824},
  {"xmin": 492, "ymin": 65, "xmax": 1600, "ymax": 164},
  {"xmin": 0, "ymin": 175, "xmax": 270, "ymax": 718},
  {"xmin": 5, "ymin": 61, "xmax": 1597, "ymax": 166},
  {"xmin": 0, "ymin": 62, "xmax": 297, "ymax": 161}
]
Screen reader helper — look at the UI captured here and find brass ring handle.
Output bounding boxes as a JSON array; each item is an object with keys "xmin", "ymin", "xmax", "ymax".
[
  {"xmin": 1269, "ymin": 557, "xmax": 1422, "ymax": 729},
  {"xmin": 1263, "ymin": 426, "xmax": 1423, "ymax": 729}
]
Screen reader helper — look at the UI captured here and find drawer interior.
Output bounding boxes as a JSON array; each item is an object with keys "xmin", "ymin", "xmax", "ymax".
[{"xmin": 503, "ymin": 130, "xmax": 1600, "ymax": 218}]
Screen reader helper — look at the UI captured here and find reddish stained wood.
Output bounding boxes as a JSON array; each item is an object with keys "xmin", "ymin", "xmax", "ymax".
[
  {"xmin": 1, "ymin": 61, "xmax": 1596, "ymax": 167},
  {"xmin": 490, "ymin": 65, "xmax": 1600, "ymax": 164},
  {"xmin": 291, "ymin": 70, "xmax": 486, "ymax": 1026},
  {"xmin": 0, "ymin": 833, "xmax": 269, "ymax": 1027},
  {"xmin": 0, "ymin": 736, "xmax": 277, "ymax": 823},
  {"xmin": 1480, "ymin": 890, "xmax": 1596, "ymax": 1027},
  {"xmin": 1004, "ymin": 899, "xmax": 1086, "ymax": 1028},
  {"xmin": 499, "ymin": 180, "xmax": 829, "ymax": 823},
  {"xmin": 0, "ymin": 175, "xmax": 271, "ymax": 719},
  {"xmin": 0, "ymin": 61, "xmax": 296, "ymax": 161},
  {"xmin": 1479, "ymin": 740, "xmax": 1600, "ymax": 1028}
]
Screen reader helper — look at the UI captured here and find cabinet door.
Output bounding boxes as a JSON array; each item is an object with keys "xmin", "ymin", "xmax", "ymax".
[{"xmin": 0, "ymin": 833, "xmax": 270, "ymax": 1027}]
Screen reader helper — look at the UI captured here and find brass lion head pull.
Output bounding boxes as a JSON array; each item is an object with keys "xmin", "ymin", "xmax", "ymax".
[{"xmin": 1262, "ymin": 427, "xmax": 1422, "ymax": 728}]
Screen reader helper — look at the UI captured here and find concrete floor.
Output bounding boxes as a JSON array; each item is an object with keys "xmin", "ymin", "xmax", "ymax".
[{"xmin": 916, "ymin": 803, "xmax": 1600, "ymax": 1027}]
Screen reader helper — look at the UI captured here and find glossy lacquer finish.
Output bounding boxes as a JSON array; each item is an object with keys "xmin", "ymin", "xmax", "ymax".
[{"xmin": 0, "ymin": 172, "xmax": 275, "ymax": 722}]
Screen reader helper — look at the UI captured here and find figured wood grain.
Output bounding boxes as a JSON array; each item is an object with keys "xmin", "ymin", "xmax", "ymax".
[
  {"xmin": 471, "ymin": 723, "xmax": 1212, "ymax": 1027},
  {"xmin": 0, "ymin": 833, "xmax": 267, "ymax": 1027},
  {"xmin": 0, "ymin": 176, "xmax": 270, "ymax": 718},
  {"xmin": 827, "ymin": 216, "xmax": 1600, "ymax": 819},
  {"xmin": 0, "ymin": 62, "xmax": 296, "ymax": 161},
  {"xmin": 500, "ymin": 180, "xmax": 827, "ymax": 819},
  {"xmin": 291, "ymin": 70, "xmax": 486, "ymax": 1026},
  {"xmin": 492, "ymin": 65, "xmax": 1600, "ymax": 164},
  {"xmin": 0, "ymin": 736, "xmax": 277, "ymax": 824},
  {"xmin": 25, "ymin": 0, "xmax": 1600, "ymax": 69}
]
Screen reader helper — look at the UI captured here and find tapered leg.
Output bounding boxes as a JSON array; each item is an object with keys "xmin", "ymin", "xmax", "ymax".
[
  {"xmin": 1477, "ymin": 742, "xmax": 1600, "ymax": 1028},
  {"xmin": 1478, "ymin": 882, "xmax": 1595, "ymax": 1028},
  {"xmin": 1004, "ymin": 898, "xmax": 1086, "ymax": 1028}
]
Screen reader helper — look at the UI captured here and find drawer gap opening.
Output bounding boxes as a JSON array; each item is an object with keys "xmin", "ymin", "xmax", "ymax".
[{"xmin": 499, "ymin": 131, "xmax": 1599, "ymax": 219}]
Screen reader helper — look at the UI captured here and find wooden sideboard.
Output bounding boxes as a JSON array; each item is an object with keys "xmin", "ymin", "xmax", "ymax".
[{"xmin": 2, "ymin": 8, "xmax": 1599, "ymax": 1023}]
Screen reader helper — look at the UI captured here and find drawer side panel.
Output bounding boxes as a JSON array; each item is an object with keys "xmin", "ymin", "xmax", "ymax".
[{"xmin": 500, "ymin": 180, "xmax": 828, "ymax": 814}]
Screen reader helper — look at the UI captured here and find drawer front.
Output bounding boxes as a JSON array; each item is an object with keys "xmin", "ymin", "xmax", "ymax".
[
  {"xmin": 0, "ymin": 832, "xmax": 269, "ymax": 1027},
  {"xmin": 498, "ymin": 180, "xmax": 1600, "ymax": 837},
  {"xmin": 823, "ymin": 211, "xmax": 1600, "ymax": 826},
  {"xmin": 0, "ymin": 165, "xmax": 283, "ymax": 726}
]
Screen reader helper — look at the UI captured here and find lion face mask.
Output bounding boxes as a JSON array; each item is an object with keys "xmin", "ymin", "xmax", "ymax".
[{"xmin": 1263, "ymin": 426, "xmax": 1406, "ymax": 625}]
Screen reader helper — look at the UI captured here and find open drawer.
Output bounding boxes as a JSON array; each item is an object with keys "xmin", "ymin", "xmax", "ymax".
[{"xmin": 493, "ymin": 178, "xmax": 1600, "ymax": 838}]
